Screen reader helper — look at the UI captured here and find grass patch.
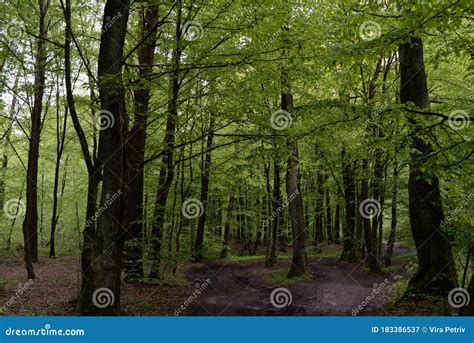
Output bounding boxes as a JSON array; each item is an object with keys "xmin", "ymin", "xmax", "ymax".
[
  {"xmin": 161, "ymin": 273, "xmax": 189, "ymax": 287},
  {"xmin": 263, "ymin": 269, "xmax": 313, "ymax": 286},
  {"xmin": 229, "ymin": 255, "xmax": 266, "ymax": 262}
]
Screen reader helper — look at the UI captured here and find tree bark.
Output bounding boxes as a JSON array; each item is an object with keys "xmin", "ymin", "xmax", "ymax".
[
  {"xmin": 314, "ymin": 172, "xmax": 324, "ymax": 244},
  {"xmin": 361, "ymin": 159, "xmax": 380, "ymax": 273},
  {"xmin": 334, "ymin": 199, "xmax": 341, "ymax": 244},
  {"xmin": 399, "ymin": 36, "xmax": 457, "ymax": 293},
  {"xmin": 49, "ymin": 86, "xmax": 67, "ymax": 258},
  {"xmin": 149, "ymin": 6, "xmax": 182, "ymax": 278},
  {"xmin": 123, "ymin": 1, "xmax": 159, "ymax": 281},
  {"xmin": 267, "ymin": 158, "xmax": 282, "ymax": 267},
  {"xmin": 0, "ymin": 71, "xmax": 20, "ymax": 212},
  {"xmin": 192, "ymin": 113, "xmax": 215, "ymax": 262},
  {"xmin": 325, "ymin": 184, "xmax": 333, "ymax": 244},
  {"xmin": 284, "ymin": 92, "xmax": 306, "ymax": 277},
  {"xmin": 76, "ymin": 0, "xmax": 130, "ymax": 315},
  {"xmin": 340, "ymin": 149, "xmax": 357, "ymax": 262},
  {"xmin": 221, "ymin": 193, "xmax": 235, "ymax": 258},
  {"xmin": 384, "ymin": 163, "xmax": 399, "ymax": 266},
  {"xmin": 22, "ymin": 0, "xmax": 50, "ymax": 274}
]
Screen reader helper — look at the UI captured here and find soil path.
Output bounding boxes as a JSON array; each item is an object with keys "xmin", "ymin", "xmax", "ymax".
[{"xmin": 184, "ymin": 244, "xmax": 411, "ymax": 316}]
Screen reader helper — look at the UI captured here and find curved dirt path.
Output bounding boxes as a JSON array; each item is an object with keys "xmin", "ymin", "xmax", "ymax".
[{"xmin": 184, "ymin": 251, "xmax": 411, "ymax": 316}]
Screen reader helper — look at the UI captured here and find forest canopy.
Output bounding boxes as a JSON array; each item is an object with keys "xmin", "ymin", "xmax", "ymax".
[{"xmin": 0, "ymin": 0, "xmax": 472, "ymax": 316}]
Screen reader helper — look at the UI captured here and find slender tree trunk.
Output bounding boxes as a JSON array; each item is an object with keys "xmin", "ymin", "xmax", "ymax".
[
  {"xmin": 340, "ymin": 149, "xmax": 357, "ymax": 262},
  {"xmin": 149, "ymin": 6, "xmax": 182, "ymax": 278},
  {"xmin": 325, "ymin": 185, "xmax": 333, "ymax": 244},
  {"xmin": 192, "ymin": 114, "xmax": 215, "ymax": 262},
  {"xmin": 384, "ymin": 163, "xmax": 399, "ymax": 266},
  {"xmin": 314, "ymin": 172, "xmax": 324, "ymax": 244},
  {"xmin": 267, "ymin": 159, "xmax": 282, "ymax": 267},
  {"xmin": 399, "ymin": 36, "xmax": 457, "ymax": 294},
  {"xmin": 49, "ymin": 83, "xmax": 67, "ymax": 258},
  {"xmin": 283, "ymin": 92, "xmax": 306, "ymax": 277},
  {"xmin": 334, "ymin": 199, "xmax": 341, "ymax": 244},
  {"xmin": 61, "ymin": 0, "xmax": 101, "ymax": 299},
  {"xmin": 0, "ymin": 71, "xmax": 20, "ymax": 211},
  {"xmin": 221, "ymin": 193, "xmax": 235, "ymax": 258},
  {"xmin": 264, "ymin": 163, "xmax": 273, "ymax": 265},
  {"xmin": 22, "ymin": 0, "xmax": 50, "ymax": 275},
  {"xmin": 361, "ymin": 159, "xmax": 380, "ymax": 273}
]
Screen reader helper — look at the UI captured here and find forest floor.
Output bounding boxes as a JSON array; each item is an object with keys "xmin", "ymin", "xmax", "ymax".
[{"xmin": 0, "ymin": 243, "xmax": 454, "ymax": 316}]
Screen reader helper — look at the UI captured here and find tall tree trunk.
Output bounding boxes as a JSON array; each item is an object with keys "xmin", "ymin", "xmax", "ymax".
[
  {"xmin": 0, "ymin": 71, "xmax": 20, "ymax": 211},
  {"xmin": 334, "ymin": 199, "xmax": 341, "ymax": 244},
  {"xmin": 22, "ymin": 0, "xmax": 50, "ymax": 275},
  {"xmin": 284, "ymin": 93, "xmax": 306, "ymax": 277},
  {"xmin": 267, "ymin": 159, "xmax": 282, "ymax": 267},
  {"xmin": 76, "ymin": 0, "xmax": 130, "ymax": 315},
  {"xmin": 49, "ymin": 85, "xmax": 67, "ymax": 258},
  {"xmin": 149, "ymin": 6, "xmax": 182, "ymax": 278},
  {"xmin": 399, "ymin": 36, "xmax": 457, "ymax": 294},
  {"xmin": 361, "ymin": 159, "xmax": 380, "ymax": 273},
  {"xmin": 221, "ymin": 193, "xmax": 235, "ymax": 258},
  {"xmin": 60, "ymin": 0, "xmax": 101, "ymax": 301},
  {"xmin": 192, "ymin": 113, "xmax": 215, "ymax": 262},
  {"xmin": 252, "ymin": 195, "xmax": 262, "ymax": 255},
  {"xmin": 123, "ymin": 2, "xmax": 159, "ymax": 281},
  {"xmin": 314, "ymin": 172, "xmax": 324, "ymax": 244},
  {"xmin": 384, "ymin": 163, "xmax": 399, "ymax": 266},
  {"xmin": 340, "ymin": 149, "xmax": 357, "ymax": 262},
  {"xmin": 325, "ymin": 185, "xmax": 333, "ymax": 244}
]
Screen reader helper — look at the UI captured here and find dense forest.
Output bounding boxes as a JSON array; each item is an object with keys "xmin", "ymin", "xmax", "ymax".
[{"xmin": 0, "ymin": 0, "xmax": 472, "ymax": 316}]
